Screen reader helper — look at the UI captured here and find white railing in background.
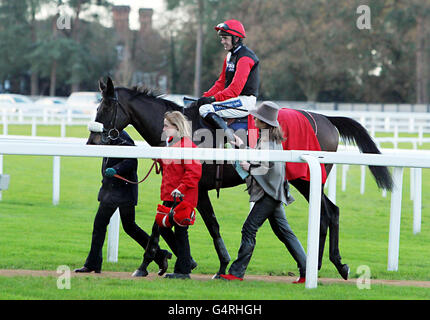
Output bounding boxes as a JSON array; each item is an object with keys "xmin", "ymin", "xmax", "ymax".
[
  {"xmin": 329, "ymin": 146, "xmax": 423, "ymax": 236},
  {"xmin": 277, "ymin": 101, "xmax": 430, "ymax": 113},
  {"xmin": 318, "ymin": 110, "xmax": 430, "ymax": 134},
  {"xmin": 0, "ymin": 136, "xmax": 428, "ymax": 289},
  {"xmin": 2, "ymin": 103, "xmax": 430, "ymax": 135},
  {"xmin": 0, "ymin": 105, "xmax": 94, "ymax": 137}
]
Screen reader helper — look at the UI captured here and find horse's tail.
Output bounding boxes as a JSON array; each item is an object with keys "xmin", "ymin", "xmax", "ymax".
[{"xmin": 326, "ymin": 116, "xmax": 393, "ymax": 191}]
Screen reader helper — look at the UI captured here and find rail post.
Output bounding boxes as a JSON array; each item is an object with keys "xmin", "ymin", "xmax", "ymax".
[
  {"xmin": 52, "ymin": 156, "xmax": 60, "ymax": 205},
  {"xmin": 413, "ymin": 168, "xmax": 422, "ymax": 234},
  {"xmin": 107, "ymin": 209, "xmax": 120, "ymax": 262},
  {"xmin": 301, "ymin": 155, "xmax": 322, "ymax": 289},
  {"xmin": 387, "ymin": 167, "xmax": 404, "ymax": 271}
]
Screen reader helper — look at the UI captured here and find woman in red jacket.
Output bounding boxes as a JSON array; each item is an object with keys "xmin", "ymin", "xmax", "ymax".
[{"xmin": 133, "ymin": 111, "xmax": 202, "ymax": 279}]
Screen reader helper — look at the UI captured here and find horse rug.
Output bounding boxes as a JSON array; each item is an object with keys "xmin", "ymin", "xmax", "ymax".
[{"xmin": 248, "ymin": 108, "xmax": 327, "ymax": 184}]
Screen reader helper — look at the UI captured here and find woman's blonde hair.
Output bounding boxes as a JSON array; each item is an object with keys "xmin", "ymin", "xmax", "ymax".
[{"xmin": 164, "ymin": 111, "xmax": 192, "ymax": 138}]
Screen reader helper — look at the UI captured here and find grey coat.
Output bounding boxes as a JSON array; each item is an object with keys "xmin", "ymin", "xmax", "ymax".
[{"xmin": 245, "ymin": 139, "xmax": 294, "ymax": 206}]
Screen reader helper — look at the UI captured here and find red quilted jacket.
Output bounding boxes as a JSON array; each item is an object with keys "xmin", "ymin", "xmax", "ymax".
[{"xmin": 159, "ymin": 137, "xmax": 202, "ymax": 207}]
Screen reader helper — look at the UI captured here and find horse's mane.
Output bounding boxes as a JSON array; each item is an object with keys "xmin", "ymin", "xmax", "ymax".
[
  {"xmin": 118, "ymin": 86, "xmax": 184, "ymax": 111},
  {"xmin": 130, "ymin": 85, "xmax": 160, "ymax": 99}
]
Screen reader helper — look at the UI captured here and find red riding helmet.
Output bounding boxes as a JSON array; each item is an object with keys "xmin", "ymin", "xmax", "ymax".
[{"xmin": 214, "ymin": 19, "xmax": 246, "ymax": 38}]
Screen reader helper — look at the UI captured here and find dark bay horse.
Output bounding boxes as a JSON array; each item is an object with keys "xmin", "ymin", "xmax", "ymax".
[{"xmin": 87, "ymin": 78, "xmax": 393, "ymax": 279}]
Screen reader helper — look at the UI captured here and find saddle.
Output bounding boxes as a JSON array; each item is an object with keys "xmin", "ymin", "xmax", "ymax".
[
  {"xmin": 183, "ymin": 98, "xmax": 252, "ymax": 197},
  {"xmin": 199, "ymin": 116, "xmax": 249, "ymax": 198}
]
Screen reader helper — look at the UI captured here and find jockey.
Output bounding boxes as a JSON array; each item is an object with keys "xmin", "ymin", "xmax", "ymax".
[{"xmin": 194, "ymin": 19, "xmax": 260, "ymax": 145}]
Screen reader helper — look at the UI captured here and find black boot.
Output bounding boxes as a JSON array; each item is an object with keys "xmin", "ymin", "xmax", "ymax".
[
  {"xmin": 74, "ymin": 266, "xmax": 101, "ymax": 274},
  {"xmin": 203, "ymin": 112, "xmax": 236, "ymax": 146}
]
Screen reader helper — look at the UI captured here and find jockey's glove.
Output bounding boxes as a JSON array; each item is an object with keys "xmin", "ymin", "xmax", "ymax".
[
  {"xmin": 196, "ymin": 96, "xmax": 215, "ymax": 107},
  {"xmin": 105, "ymin": 168, "xmax": 117, "ymax": 177}
]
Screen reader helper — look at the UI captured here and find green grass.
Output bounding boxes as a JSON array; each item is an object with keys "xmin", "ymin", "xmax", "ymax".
[
  {"xmin": 1, "ymin": 276, "xmax": 429, "ymax": 300},
  {"xmin": 1, "ymin": 125, "xmax": 430, "ymax": 300}
]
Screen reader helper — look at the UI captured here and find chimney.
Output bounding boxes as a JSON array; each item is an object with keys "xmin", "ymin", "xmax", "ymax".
[
  {"xmin": 139, "ymin": 8, "xmax": 153, "ymax": 35},
  {"xmin": 112, "ymin": 5, "xmax": 131, "ymax": 35}
]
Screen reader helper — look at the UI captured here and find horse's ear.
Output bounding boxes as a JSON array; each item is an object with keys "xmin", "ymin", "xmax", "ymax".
[
  {"xmin": 106, "ymin": 77, "xmax": 115, "ymax": 97},
  {"xmin": 99, "ymin": 78, "xmax": 106, "ymax": 92}
]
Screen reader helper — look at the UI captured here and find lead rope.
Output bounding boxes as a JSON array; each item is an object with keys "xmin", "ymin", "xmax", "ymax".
[{"xmin": 113, "ymin": 159, "xmax": 161, "ymax": 184}]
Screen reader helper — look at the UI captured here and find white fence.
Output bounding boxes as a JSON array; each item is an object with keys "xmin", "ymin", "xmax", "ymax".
[
  {"xmin": 0, "ymin": 137, "xmax": 428, "ymax": 289},
  {"xmin": 278, "ymin": 101, "xmax": 430, "ymax": 113},
  {"xmin": 320, "ymin": 110, "xmax": 430, "ymax": 135},
  {"xmin": 0, "ymin": 106, "xmax": 93, "ymax": 137},
  {"xmin": 3, "ymin": 104, "xmax": 430, "ymax": 135}
]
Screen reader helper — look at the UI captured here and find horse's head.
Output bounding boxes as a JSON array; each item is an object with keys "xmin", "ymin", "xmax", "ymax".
[{"xmin": 87, "ymin": 77, "xmax": 130, "ymax": 145}]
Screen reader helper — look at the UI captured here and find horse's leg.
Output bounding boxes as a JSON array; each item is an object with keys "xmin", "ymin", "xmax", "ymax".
[
  {"xmin": 288, "ymin": 179, "xmax": 329, "ymax": 271},
  {"xmin": 318, "ymin": 206, "xmax": 329, "ymax": 271},
  {"xmin": 310, "ymin": 113, "xmax": 349, "ymax": 278},
  {"xmin": 197, "ymin": 188, "xmax": 231, "ymax": 278},
  {"xmin": 325, "ymin": 196, "xmax": 350, "ymax": 280},
  {"xmin": 133, "ymin": 221, "xmax": 160, "ymax": 277}
]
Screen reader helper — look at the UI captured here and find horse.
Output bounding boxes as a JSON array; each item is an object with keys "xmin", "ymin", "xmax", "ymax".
[{"xmin": 87, "ymin": 77, "xmax": 393, "ymax": 279}]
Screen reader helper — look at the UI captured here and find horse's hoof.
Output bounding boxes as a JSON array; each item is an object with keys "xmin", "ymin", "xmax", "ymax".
[
  {"xmin": 132, "ymin": 269, "xmax": 148, "ymax": 277},
  {"xmin": 338, "ymin": 264, "xmax": 350, "ymax": 280},
  {"xmin": 157, "ymin": 251, "xmax": 172, "ymax": 276}
]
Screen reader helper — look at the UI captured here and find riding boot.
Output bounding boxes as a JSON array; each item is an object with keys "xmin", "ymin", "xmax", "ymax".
[{"xmin": 203, "ymin": 112, "xmax": 236, "ymax": 146}]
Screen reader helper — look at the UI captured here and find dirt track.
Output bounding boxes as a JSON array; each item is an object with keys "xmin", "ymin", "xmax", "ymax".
[{"xmin": 1, "ymin": 269, "xmax": 429, "ymax": 288}]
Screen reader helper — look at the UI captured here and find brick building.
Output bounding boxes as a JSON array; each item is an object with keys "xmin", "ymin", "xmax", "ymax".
[{"xmin": 112, "ymin": 5, "xmax": 168, "ymax": 90}]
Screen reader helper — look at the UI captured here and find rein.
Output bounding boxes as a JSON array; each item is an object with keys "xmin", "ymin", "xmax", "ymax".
[{"xmin": 113, "ymin": 159, "xmax": 161, "ymax": 185}]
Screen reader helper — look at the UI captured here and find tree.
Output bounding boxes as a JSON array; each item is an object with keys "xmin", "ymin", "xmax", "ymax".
[
  {"xmin": 165, "ymin": 0, "xmax": 204, "ymax": 96},
  {"xmin": 28, "ymin": 6, "xmax": 116, "ymax": 95},
  {"xmin": 162, "ymin": 0, "xmax": 428, "ymax": 103},
  {"xmin": 0, "ymin": 0, "xmax": 31, "ymax": 92},
  {"xmin": 411, "ymin": 2, "xmax": 430, "ymax": 103},
  {"xmin": 163, "ymin": 0, "xmax": 249, "ymax": 95},
  {"xmin": 59, "ymin": 0, "xmax": 113, "ymax": 92},
  {"xmin": 194, "ymin": 0, "xmax": 203, "ymax": 96},
  {"xmin": 27, "ymin": 0, "xmax": 54, "ymax": 95}
]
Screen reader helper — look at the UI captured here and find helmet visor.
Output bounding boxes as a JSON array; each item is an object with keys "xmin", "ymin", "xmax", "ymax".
[{"xmin": 215, "ymin": 23, "xmax": 245, "ymax": 38}]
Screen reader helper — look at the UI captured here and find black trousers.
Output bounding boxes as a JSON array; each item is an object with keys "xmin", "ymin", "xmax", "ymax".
[
  {"xmin": 288, "ymin": 178, "xmax": 342, "ymax": 269},
  {"xmin": 228, "ymin": 193, "xmax": 307, "ymax": 278},
  {"xmin": 84, "ymin": 203, "xmax": 162, "ymax": 270},
  {"xmin": 144, "ymin": 201, "xmax": 192, "ymax": 274}
]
